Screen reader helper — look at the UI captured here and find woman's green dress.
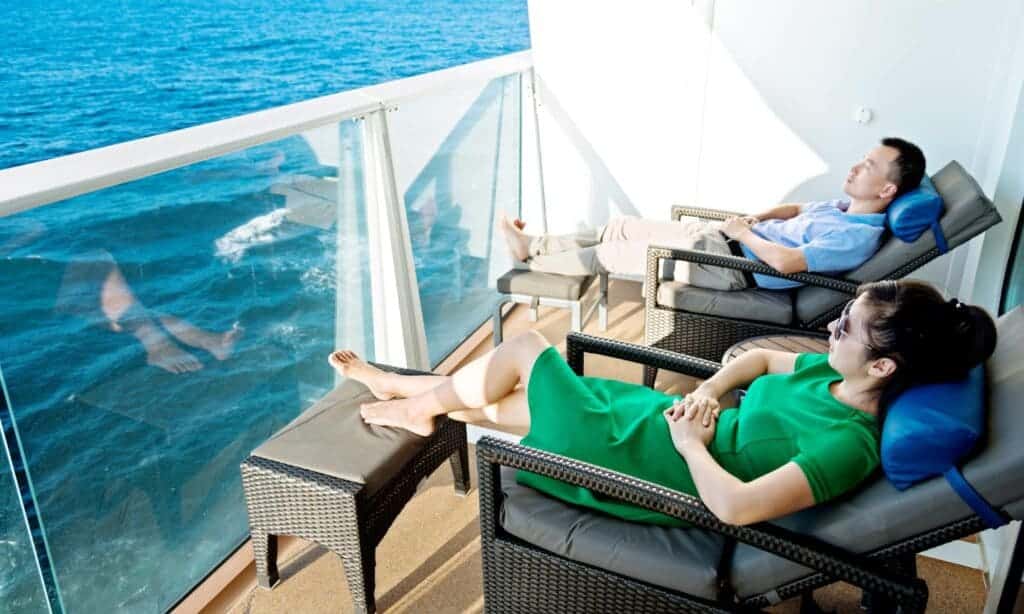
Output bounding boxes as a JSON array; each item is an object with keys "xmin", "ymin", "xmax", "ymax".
[{"xmin": 517, "ymin": 347, "xmax": 880, "ymax": 526}]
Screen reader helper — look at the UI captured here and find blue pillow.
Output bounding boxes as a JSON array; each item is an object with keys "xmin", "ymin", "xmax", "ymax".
[
  {"xmin": 886, "ymin": 175, "xmax": 944, "ymax": 242},
  {"xmin": 880, "ymin": 365, "xmax": 985, "ymax": 491}
]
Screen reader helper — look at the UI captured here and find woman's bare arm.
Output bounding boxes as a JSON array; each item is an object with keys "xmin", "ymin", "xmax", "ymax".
[
  {"xmin": 696, "ymin": 349, "xmax": 799, "ymax": 398},
  {"xmin": 679, "ymin": 443, "xmax": 815, "ymax": 525}
]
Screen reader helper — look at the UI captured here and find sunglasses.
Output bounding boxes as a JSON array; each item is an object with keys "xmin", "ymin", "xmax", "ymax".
[{"xmin": 832, "ymin": 300, "xmax": 878, "ymax": 351}]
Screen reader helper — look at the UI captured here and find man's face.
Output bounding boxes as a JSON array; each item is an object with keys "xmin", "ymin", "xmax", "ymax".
[{"xmin": 843, "ymin": 145, "xmax": 900, "ymax": 202}]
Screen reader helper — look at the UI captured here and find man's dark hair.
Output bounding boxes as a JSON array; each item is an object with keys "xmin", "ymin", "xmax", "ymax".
[{"xmin": 881, "ymin": 137, "xmax": 926, "ymax": 199}]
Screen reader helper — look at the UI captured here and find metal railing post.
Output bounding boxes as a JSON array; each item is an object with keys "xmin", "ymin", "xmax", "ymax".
[{"xmin": 360, "ymin": 107, "xmax": 430, "ymax": 371}]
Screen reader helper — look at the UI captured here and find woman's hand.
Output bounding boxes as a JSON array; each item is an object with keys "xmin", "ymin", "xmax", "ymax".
[
  {"xmin": 665, "ymin": 387, "xmax": 720, "ymax": 425},
  {"xmin": 664, "ymin": 408, "xmax": 716, "ymax": 453}
]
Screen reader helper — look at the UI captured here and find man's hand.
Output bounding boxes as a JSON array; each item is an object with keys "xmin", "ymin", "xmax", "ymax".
[
  {"xmin": 664, "ymin": 407, "xmax": 717, "ymax": 452},
  {"xmin": 740, "ymin": 215, "xmax": 759, "ymax": 226},
  {"xmin": 721, "ymin": 216, "xmax": 755, "ymax": 240}
]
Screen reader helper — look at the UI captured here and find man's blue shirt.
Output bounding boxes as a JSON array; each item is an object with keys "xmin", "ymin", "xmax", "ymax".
[{"xmin": 739, "ymin": 199, "xmax": 886, "ymax": 290}]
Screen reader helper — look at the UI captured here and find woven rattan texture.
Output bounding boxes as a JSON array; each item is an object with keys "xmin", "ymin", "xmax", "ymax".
[
  {"xmin": 477, "ymin": 334, "xmax": 941, "ymax": 614},
  {"xmin": 479, "ymin": 437, "xmax": 930, "ymax": 613},
  {"xmin": 241, "ymin": 404, "xmax": 468, "ymax": 614}
]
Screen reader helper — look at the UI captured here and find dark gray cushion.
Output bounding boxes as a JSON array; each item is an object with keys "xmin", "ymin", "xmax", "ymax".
[
  {"xmin": 656, "ymin": 283, "xmax": 793, "ymax": 325},
  {"xmin": 500, "ymin": 308, "xmax": 1024, "ymax": 601},
  {"xmin": 499, "ymin": 467, "xmax": 726, "ymax": 600},
  {"xmin": 731, "ymin": 307, "xmax": 1024, "ymax": 599},
  {"xmin": 497, "ymin": 269, "xmax": 596, "ymax": 300},
  {"xmin": 251, "ymin": 379, "xmax": 427, "ymax": 497},
  {"xmin": 795, "ymin": 160, "xmax": 1001, "ymax": 324}
]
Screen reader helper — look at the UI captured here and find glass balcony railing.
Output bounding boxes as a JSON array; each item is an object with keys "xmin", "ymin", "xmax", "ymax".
[
  {"xmin": 1, "ymin": 391, "xmax": 49, "ymax": 613},
  {"xmin": 0, "ymin": 52, "xmax": 531, "ymax": 613},
  {"xmin": 390, "ymin": 73, "xmax": 522, "ymax": 364}
]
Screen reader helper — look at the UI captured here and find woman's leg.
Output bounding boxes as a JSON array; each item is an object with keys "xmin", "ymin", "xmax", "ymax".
[
  {"xmin": 329, "ymin": 350, "xmax": 531, "ymax": 426},
  {"xmin": 357, "ymin": 331, "xmax": 550, "ymax": 436},
  {"xmin": 328, "ymin": 350, "xmax": 449, "ymax": 400}
]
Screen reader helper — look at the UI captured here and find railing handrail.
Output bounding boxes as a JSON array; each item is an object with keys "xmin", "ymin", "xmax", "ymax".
[{"xmin": 0, "ymin": 50, "xmax": 532, "ymax": 217}]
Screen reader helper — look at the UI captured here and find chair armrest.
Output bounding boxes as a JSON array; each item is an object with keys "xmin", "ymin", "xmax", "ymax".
[
  {"xmin": 477, "ymin": 437, "xmax": 928, "ymax": 612},
  {"xmin": 566, "ymin": 332, "xmax": 721, "ymax": 379},
  {"xmin": 671, "ymin": 205, "xmax": 746, "ymax": 222},
  {"xmin": 645, "ymin": 245, "xmax": 860, "ymax": 294}
]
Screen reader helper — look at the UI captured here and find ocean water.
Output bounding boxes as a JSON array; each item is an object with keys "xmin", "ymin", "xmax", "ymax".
[
  {"xmin": 1, "ymin": 0, "xmax": 529, "ymax": 170},
  {"xmin": 0, "ymin": 2, "xmax": 528, "ymax": 612}
]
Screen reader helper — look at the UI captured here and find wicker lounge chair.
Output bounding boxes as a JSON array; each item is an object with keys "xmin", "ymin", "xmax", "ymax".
[
  {"xmin": 477, "ymin": 307, "xmax": 1023, "ymax": 613},
  {"xmin": 642, "ymin": 161, "xmax": 1001, "ymax": 385}
]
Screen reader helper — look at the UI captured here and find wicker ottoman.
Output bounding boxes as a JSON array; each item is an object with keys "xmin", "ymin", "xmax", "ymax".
[
  {"xmin": 493, "ymin": 269, "xmax": 606, "ymax": 345},
  {"xmin": 240, "ymin": 367, "xmax": 470, "ymax": 613}
]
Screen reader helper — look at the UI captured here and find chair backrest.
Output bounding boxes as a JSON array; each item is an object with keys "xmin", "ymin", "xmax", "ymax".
[
  {"xmin": 793, "ymin": 161, "xmax": 1001, "ymax": 326},
  {"xmin": 731, "ymin": 306, "xmax": 1024, "ymax": 598}
]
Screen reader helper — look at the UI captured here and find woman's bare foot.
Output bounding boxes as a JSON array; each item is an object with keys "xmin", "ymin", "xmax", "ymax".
[
  {"xmin": 158, "ymin": 316, "xmax": 244, "ymax": 361},
  {"xmin": 143, "ymin": 335, "xmax": 204, "ymax": 374},
  {"xmin": 360, "ymin": 397, "xmax": 436, "ymax": 437},
  {"xmin": 203, "ymin": 323, "xmax": 244, "ymax": 360},
  {"xmin": 328, "ymin": 350, "xmax": 395, "ymax": 400},
  {"xmin": 499, "ymin": 214, "xmax": 531, "ymax": 262}
]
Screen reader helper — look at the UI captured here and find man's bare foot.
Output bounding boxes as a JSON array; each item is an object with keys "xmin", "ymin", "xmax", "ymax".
[
  {"xmin": 145, "ymin": 337, "xmax": 204, "ymax": 374},
  {"xmin": 360, "ymin": 397, "xmax": 436, "ymax": 437},
  {"xmin": 499, "ymin": 214, "xmax": 531, "ymax": 262},
  {"xmin": 328, "ymin": 350, "xmax": 395, "ymax": 400}
]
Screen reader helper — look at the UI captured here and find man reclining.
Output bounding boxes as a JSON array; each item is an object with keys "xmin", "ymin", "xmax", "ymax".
[{"xmin": 501, "ymin": 137, "xmax": 926, "ymax": 290}]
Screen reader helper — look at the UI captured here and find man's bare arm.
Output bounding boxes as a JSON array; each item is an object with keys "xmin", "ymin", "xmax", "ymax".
[
  {"xmin": 721, "ymin": 217, "xmax": 808, "ymax": 274},
  {"xmin": 749, "ymin": 203, "xmax": 802, "ymax": 221},
  {"xmin": 737, "ymin": 231, "xmax": 807, "ymax": 274}
]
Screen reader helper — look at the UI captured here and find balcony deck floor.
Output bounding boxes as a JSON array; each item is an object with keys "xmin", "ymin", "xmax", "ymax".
[{"xmin": 221, "ymin": 280, "xmax": 988, "ymax": 614}]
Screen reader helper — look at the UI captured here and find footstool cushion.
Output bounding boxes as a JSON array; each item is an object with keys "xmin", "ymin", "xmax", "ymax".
[
  {"xmin": 251, "ymin": 378, "xmax": 426, "ymax": 497},
  {"xmin": 497, "ymin": 269, "xmax": 595, "ymax": 300},
  {"xmin": 241, "ymin": 366, "xmax": 470, "ymax": 613}
]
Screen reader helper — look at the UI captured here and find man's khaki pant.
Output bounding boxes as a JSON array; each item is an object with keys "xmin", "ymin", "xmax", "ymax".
[{"xmin": 525, "ymin": 216, "xmax": 749, "ymax": 290}]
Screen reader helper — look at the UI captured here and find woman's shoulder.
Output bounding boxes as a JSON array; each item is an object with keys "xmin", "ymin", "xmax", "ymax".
[{"xmin": 794, "ymin": 352, "xmax": 831, "ymax": 372}]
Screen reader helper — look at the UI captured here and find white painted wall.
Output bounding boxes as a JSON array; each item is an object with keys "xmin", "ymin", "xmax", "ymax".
[{"xmin": 526, "ymin": 0, "xmax": 1024, "ymax": 293}]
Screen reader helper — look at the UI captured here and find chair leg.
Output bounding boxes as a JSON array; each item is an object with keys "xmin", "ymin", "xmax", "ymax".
[
  {"xmin": 570, "ymin": 301, "xmax": 582, "ymax": 331},
  {"xmin": 643, "ymin": 365, "xmax": 658, "ymax": 388},
  {"xmin": 529, "ymin": 297, "xmax": 539, "ymax": 322},
  {"xmin": 861, "ymin": 553, "xmax": 919, "ymax": 614},
  {"xmin": 799, "ymin": 590, "xmax": 834, "ymax": 614},
  {"xmin": 252, "ymin": 530, "xmax": 280, "ymax": 589},
  {"xmin": 338, "ymin": 513, "xmax": 377, "ymax": 614},
  {"xmin": 493, "ymin": 299, "xmax": 507, "ymax": 346},
  {"xmin": 449, "ymin": 444, "xmax": 471, "ymax": 496},
  {"xmin": 598, "ymin": 273, "xmax": 609, "ymax": 331}
]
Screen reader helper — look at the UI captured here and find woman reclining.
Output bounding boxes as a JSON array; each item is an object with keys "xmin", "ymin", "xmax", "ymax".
[{"xmin": 328, "ymin": 279, "xmax": 996, "ymax": 526}]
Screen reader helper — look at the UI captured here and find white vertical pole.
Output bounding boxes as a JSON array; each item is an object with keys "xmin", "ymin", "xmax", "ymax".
[
  {"xmin": 529, "ymin": 68, "xmax": 549, "ymax": 234},
  {"xmin": 334, "ymin": 118, "xmax": 371, "ymax": 379},
  {"xmin": 361, "ymin": 107, "xmax": 430, "ymax": 370}
]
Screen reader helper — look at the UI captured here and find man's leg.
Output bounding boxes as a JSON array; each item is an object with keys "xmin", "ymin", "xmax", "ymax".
[
  {"xmin": 523, "ymin": 216, "xmax": 689, "ymax": 277},
  {"xmin": 662, "ymin": 224, "xmax": 750, "ymax": 291}
]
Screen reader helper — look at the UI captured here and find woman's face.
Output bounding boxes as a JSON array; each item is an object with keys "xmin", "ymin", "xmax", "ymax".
[{"xmin": 826, "ymin": 295, "xmax": 876, "ymax": 376}]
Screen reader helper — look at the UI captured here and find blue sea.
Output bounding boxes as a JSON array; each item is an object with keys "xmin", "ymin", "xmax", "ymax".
[{"xmin": 0, "ymin": 2, "xmax": 529, "ymax": 612}]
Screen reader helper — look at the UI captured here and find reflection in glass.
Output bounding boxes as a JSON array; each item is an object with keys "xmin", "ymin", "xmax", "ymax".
[
  {"xmin": 0, "ymin": 402, "xmax": 49, "ymax": 613},
  {"xmin": 0, "ymin": 120, "xmax": 370, "ymax": 612},
  {"xmin": 392, "ymin": 75, "xmax": 522, "ymax": 365},
  {"xmin": 1002, "ymin": 209, "xmax": 1024, "ymax": 314}
]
